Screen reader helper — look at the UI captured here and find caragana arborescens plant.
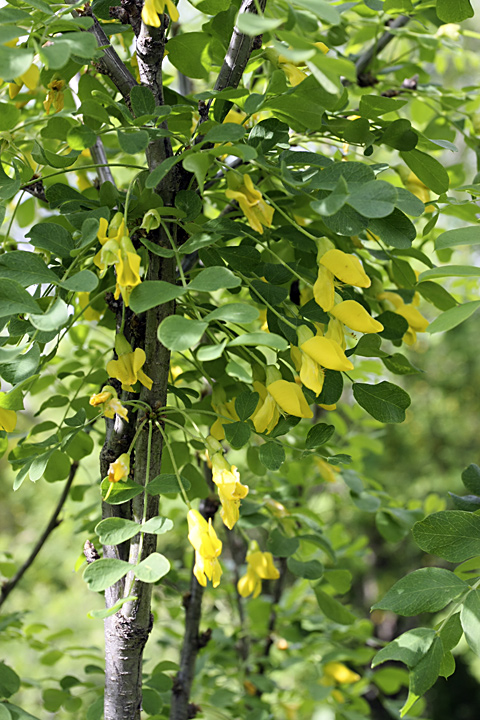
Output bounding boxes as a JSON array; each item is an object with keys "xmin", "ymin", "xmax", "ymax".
[{"xmin": 0, "ymin": 0, "xmax": 480, "ymax": 717}]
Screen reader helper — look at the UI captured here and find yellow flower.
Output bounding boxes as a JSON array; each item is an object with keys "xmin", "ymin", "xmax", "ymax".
[
  {"xmin": 141, "ymin": 0, "xmax": 179, "ymax": 27},
  {"xmin": 108, "ymin": 453, "xmax": 130, "ymax": 483},
  {"xmin": 8, "ymin": 63, "xmax": 40, "ymax": 99},
  {"xmin": 325, "ymin": 317, "xmax": 346, "ymax": 349},
  {"xmin": 278, "ymin": 56, "xmax": 307, "ymax": 86},
  {"xmin": 210, "ymin": 452, "xmax": 249, "ymax": 530},
  {"xmin": 187, "ymin": 509, "xmax": 222, "ymax": 588},
  {"xmin": 252, "ymin": 367, "xmax": 313, "ymax": 432},
  {"xmin": 315, "ymin": 457, "xmax": 340, "ymax": 483},
  {"xmin": 107, "ymin": 348, "xmax": 153, "ymax": 392},
  {"xmin": 298, "ymin": 326, "xmax": 354, "ymax": 373},
  {"xmin": 114, "ymin": 246, "xmax": 142, "ymax": 307},
  {"xmin": 210, "ymin": 386, "xmax": 239, "ymax": 441},
  {"xmin": 330, "ymin": 300, "xmax": 384, "ymax": 334},
  {"xmin": 225, "ymin": 174, "xmax": 274, "ymax": 235},
  {"xmin": 224, "ymin": 108, "xmax": 247, "ymax": 125},
  {"xmin": 93, "ymin": 214, "xmax": 128, "ymax": 276},
  {"xmin": 237, "ymin": 542, "xmax": 280, "ymax": 598},
  {"xmin": 291, "ymin": 343, "xmax": 325, "ymax": 396},
  {"xmin": 0, "ymin": 405, "xmax": 16, "ymax": 433},
  {"xmin": 44, "ymin": 79, "xmax": 65, "ymax": 115},
  {"xmin": 378, "ymin": 291, "xmax": 428, "ymax": 345},
  {"xmin": 90, "ymin": 386, "xmax": 129, "ymax": 422},
  {"xmin": 323, "ymin": 662, "xmax": 360, "ymax": 685},
  {"xmin": 314, "ymin": 249, "xmax": 371, "ymax": 312}
]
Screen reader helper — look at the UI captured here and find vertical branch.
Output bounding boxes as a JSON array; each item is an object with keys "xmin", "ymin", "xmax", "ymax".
[{"xmin": 355, "ymin": 15, "xmax": 410, "ymax": 79}]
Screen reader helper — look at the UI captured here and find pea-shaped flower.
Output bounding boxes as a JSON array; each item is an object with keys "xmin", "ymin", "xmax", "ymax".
[
  {"xmin": 187, "ymin": 509, "xmax": 223, "ymax": 588},
  {"xmin": 210, "ymin": 451, "xmax": 249, "ymax": 530},
  {"xmin": 237, "ymin": 542, "xmax": 280, "ymax": 598},
  {"xmin": 107, "ymin": 348, "xmax": 153, "ymax": 392}
]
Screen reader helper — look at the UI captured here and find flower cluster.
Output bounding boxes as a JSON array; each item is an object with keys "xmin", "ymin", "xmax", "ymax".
[
  {"xmin": 94, "ymin": 214, "xmax": 142, "ymax": 307},
  {"xmin": 237, "ymin": 542, "xmax": 280, "ymax": 598},
  {"xmin": 209, "ymin": 439, "xmax": 249, "ymax": 531},
  {"xmin": 89, "ymin": 385, "xmax": 128, "ymax": 421}
]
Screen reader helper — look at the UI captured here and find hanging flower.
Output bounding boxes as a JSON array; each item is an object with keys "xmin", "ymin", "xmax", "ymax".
[
  {"xmin": 330, "ymin": 300, "xmax": 384, "ymax": 334},
  {"xmin": 107, "ymin": 348, "xmax": 153, "ymax": 392},
  {"xmin": 314, "ymin": 246, "xmax": 371, "ymax": 312},
  {"xmin": 252, "ymin": 367, "xmax": 313, "ymax": 433},
  {"xmin": 237, "ymin": 542, "xmax": 280, "ymax": 599},
  {"xmin": 93, "ymin": 214, "xmax": 128, "ymax": 276},
  {"xmin": 77, "ymin": 292, "xmax": 103, "ymax": 321},
  {"xmin": 108, "ymin": 453, "xmax": 130, "ymax": 483},
  {"xmin": 0, "ymin": 405, "xmax": 16, "ymax": 433},
  {"xmin": 43, "ymin": 78, "xmax": 65, "ymax": 115},
  {"xmin": 187, "ymin": 509, "xmax": 223, "ymax": 588},
  {"xmin": 8, "ymin": 63, "xmax": 40, "ymax": 99},
  {"xmin": 210, "ymin": 385, "xmax": 239, "ymax": 441},
  {"xmin": 114, "ymin": 243, "xmax": 142, "ymax": 307},
  {"xmin": 225, "ymin": 174, "xmax": 274, "ymax": 235},
  {"xmin": 209, "ymin": 449, "xmax": 249, "ymax": 530},
  {"xmin": 142, "ymin": 0, "xmax": 179, "ymax": 27},
  {"xmin": 298, "ymin": 326, "xmax": 354, "ymax": 371},
  {"xmin": 322, "ymin": 662, "xmax": 361, "ymax": 685},
  {"xmin": 89, "ymin": 386, "xmax": 128, "ymax": 421}
]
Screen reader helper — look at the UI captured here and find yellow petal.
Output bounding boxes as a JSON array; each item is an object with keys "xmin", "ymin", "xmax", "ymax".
[
  {"xmin": 323, "ymin": 662, "xmax": 360, "ymax": 685},
  {"xmin": 141, "ymin": 0, "xmax": 162, "ymax": 26},
  {"xmin": 267, "ymin": 380, "xmax": 313, "ymax": 418},
  {"xmin": 0, "ymin": 407, "xmax": 17, "ymax": 432},
  {"xmin": 313, "ymin": 265, "xmax": 335, "ymax": 311},
  {"xmin": 320, "ymin": 249, "xmax": 370, "ymax": 288},
  {"xmin": 300, "ymin": 352, "xmax": 325, "ymax": 395},
  {"xmin": 20, "ymin": 64, "xmax": 39, "ymax": 90},
  {"xmin": 301, "ymin": 336, "xmax": 354, "ymax": 372},
  {"xmin": 396, "ymin": 304, "xmax": 429, "ymax": 332},
  {"xmin": 331, "ymin": 300, "xmax": 384, "ymax": 334}
]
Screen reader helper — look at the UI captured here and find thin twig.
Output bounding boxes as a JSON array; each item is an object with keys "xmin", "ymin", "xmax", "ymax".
[
  {"xmin": 355, "ymin": 15, "xmax": 410, "ymax": 79},
  {"xmin": 90, "ymin": 137, "xmax": 116, "ymax": 187},
  {"xmin": 87, "ymin": 12, "xmax": 138, "ymax": 97},
  {"xmin": 0, "ymin": 461, "xmax": 79, "ymax": 608}
]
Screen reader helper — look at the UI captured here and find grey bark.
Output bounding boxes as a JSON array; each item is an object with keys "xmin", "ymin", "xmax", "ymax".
[{"xmin": 355, "ymin": 15, "xmax": 410, "ymax": 78}]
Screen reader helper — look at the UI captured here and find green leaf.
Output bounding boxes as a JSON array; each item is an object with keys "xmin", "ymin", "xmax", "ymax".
[
  {"xmin": 88, "ymin": 595, "xmax": 138, "ymax": 619},
  {"xmin": 167, "ymin": 32, "xmax": 210, "ymax": 78},
  {"xmin": 141, "ymin": 516, "xmax": 174, "ymax": 534},
  {"xmin": 235, "ymin": 391, "xmax": 260, "ymax": 421},
  {"xmin": 117, "ymin": 129, "xmax": 150, "ymax": 155},
  {"xmin": 0, "ymin": 47, "xmax": 33, "ymax": 80},
  {"xmin": 372, "ymin": 627, "xmax": 436, "ymax": 668},
  {"xmin": 314, "ymin": 587, "xmax": 357, "ymax": 625},
  {"xmin": 134, "ymin": 553, "xmax": 170, "ymax": 583},
  {"xmin": 419, "ymin": 265, "xmax": 480, "ymax": 281},
  {"xmin": 196, "ymin": 340, "xmax": 227, "ymax": 361},
  {"xmin": 381, "ymin": 118, "xmax": 418, "ymax": 151},
  {"xmin": 293, "ymin": 0, "xmax": 341, "ymax": 24},
  {"xmin": 0, "ymin": 345, "xmax": 40, "ymax": 385},
  {"xmin": 175, "ymin": 190, "xmax": 203, "ymax": 221},
  {"xmin": 416, "ymin": 281, "xmax": 457, "ymax": 311},
  {"xmin": 67, "ymin": 125, "xmax": 97, "ymax": 151},
  {"xmin": 83, "ymin": 558, "xmax": 131, "ymax": 592},
  {"xmin": 0, "ymin": 704, "xmax": 12, "ymax": 720},
  {"xmin": 158, "ymin": 316, "xmax": 208, "ymax": 351},
  {"xmin": 382, "ymin": 353, "xmax": 421, "ymax": 375},
  {"xmin": 0, "ymin": 279, "xmax": 41, "ymax": 317},
  {"xmin": 436, "ymin": 0, "xmax": 473, "ymax": 22},
  {"xmin": 145, "ymin": 156, "xmax": 182, "ymax": 189},
  {"xmin": 460, "ymin": 589, "xmax": 480, "ymax": 657},
  {"xmin": 348, "ymin": 181, "xmax": 397, "ymax": 218},
  {"xmin": 188, "ymin": 267, "xmax": 240, "ymax": 292},
  {"xmin": 369, "ymin": 209, "xmax": 416, "ymax": 249},
  {"xmin": 95, "ymin": 517, "xmax": 141, "ymax": 545},
  {"xmin": 224, "ymin": 421, "xmax": 251, "ymax": 449},
  {"xmin": 130, "ymin": 281, "xmax": 186, "ymax": 314},
  {"xmin": 426, "ymin": 301, "xmax": 480, "ymax": 334},
  {"xmin": 435, "ymin": 225, "xmax": 480, "ymax": 251},
  {"xmin": 60, "ymin": 270, "xmax": 99, "ymax": 293},
  {"xmin": 287, "ymin": 557, "xmax": 324, "ymax": 579},
  {"xmin": 227, "ymin": 331, "xmax": 288, "ymax": 351},
  {"xmin": 438, "ymin": 612, "xmax": 463, "ymax": 652},
  {"xmin": 204, "ymin": 303, "xmax": 259, "ymax": 324},
  {"xmin": 353, "ymin": 381, "xmax": 411, "ymax": 423},
  {"xmin": 203, "ymin": 123, "xmax": 245, "ymax": 143},
  {"xmin": 130, "ymin": 85, "xmax": 156, "ymax": 117},
  {"xmin": 235, "ymin": 13, "xmax": 282, "ymax": 35},
  {"xmin": 306, "ymin": 423, "xmax": 335, "ymax": 449},
  {"xmin": 410, "ymin": 636, "xmax": 443, "ymax": 696},
  {"xmin": 400, "ymin": 150, "xmax": 449, "ymax": 195},
  {"xmin": 29, "ymin": 299, "xmax": 68, "ymax": 332},
  {"xmin": 101, "ymin": 477, "xmax": 143, "ymax": 504},
  {"xmin": 182, "ymin": 153, "xmax": 212, "ymax": 189},
  {"xmin": 413, "ymin": 510, "xmax": 480, "ymax": 562},
  {"xmin": 44, "ymin": 450, "xmax": 71, "ymax": 483},
  {"xmin": 26, "ymin": 223, "xmax": 74, "ymax": 259},
  {"xmin": 462, "ymin": 464, "xmax": 480, "ymax": 494},
  {"xmin": 359, "ymin": 94, "xmax": 408, "ymax": 118},
  {"xmin": 0, "ymin": 662, "xmax": 20, "ymax": 699},
  {"xmin": 372, "ymin": 568, "xmax": 467, "ymax": 615},
  {"xmin": 146, "ymin": 474, "xmax": 191, "ymax": 496},
  {"xmin": 0, "ymin": 103, "xmax": 20, "ymax": 132},
  {"xmin": 266, "ymin": 528, "xmax": 299, "ymax": 557},
  {"xmin": 0, "ymin": 251, "xmax": 58, "ymax": 287},
  {"xmin": 259, "ymin": 442, "xmax": 285, "ymax": 470}
]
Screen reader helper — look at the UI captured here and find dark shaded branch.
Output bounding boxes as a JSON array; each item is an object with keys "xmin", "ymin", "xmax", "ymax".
[
  {"xmin": 90, "ymin": 137, "xmax": 116, "ymax": 187},
  {"xmin": 355, "ymin": 15, "xmax": 410, "ymax": 79},
  {"xmin": 23, "ymin": 177, "xmax": 47, "ymax": 203},
  {"xmin": 214, "ymin": 0, "xmax": 266, "ymax": 93},
  {"xmin": 170, "ymin": 495, "xmax": 218, "ymax": 720},
  {"xmin": 258, "ymin": 557, "xmax": 287, "ymax": 677},
  {"xmin": 0, "ymin": 461, "xmax": 79, "ymax": 609},
  {"xmin": 88, "ymin": 13, "xmax": 138, "ymax": 97}
]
